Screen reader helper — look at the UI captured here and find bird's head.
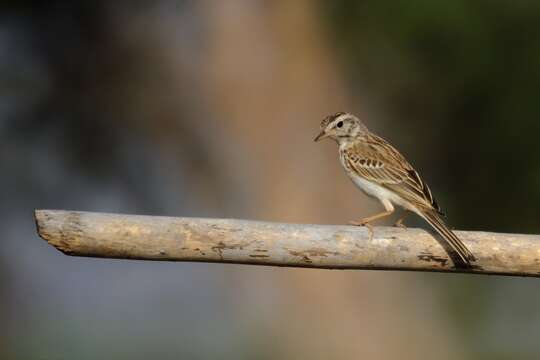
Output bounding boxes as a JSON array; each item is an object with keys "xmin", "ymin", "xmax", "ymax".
[{"xmin": 314, "ymin": 112, "xmax": 367, "ymax": 143}]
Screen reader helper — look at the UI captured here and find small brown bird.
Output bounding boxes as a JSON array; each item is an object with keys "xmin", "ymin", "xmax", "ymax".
[{"xmin": 315, "ymin": 112, "xmax": 475, "ymax": 268}]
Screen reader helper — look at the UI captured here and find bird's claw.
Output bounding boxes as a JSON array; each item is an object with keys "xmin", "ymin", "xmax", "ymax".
[
  {"xmin": 349, "ymin": 220, "xmax": 374, "ymax": 241},
  {"xmin": 394, "ymin": 219, "xmax": 407, "ymax": 229}
]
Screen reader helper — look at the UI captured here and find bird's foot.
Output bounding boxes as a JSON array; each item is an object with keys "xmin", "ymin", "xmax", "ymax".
[
  {"xmin": 349, "ymin": 220, "xmax": 374, "ymax": 241},
  {"xmin": 394, "ymin": 218, "xmax": 407, "ymax": 229}
]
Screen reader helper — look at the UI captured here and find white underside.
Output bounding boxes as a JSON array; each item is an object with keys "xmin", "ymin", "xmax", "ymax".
[{"xmin": 348, "ymin": 172, "xmax": 419, "ymax": 214}]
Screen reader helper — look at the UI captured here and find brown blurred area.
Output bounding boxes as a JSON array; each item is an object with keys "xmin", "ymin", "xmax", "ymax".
[{"xmin": 3, "ymin": 1, "xmax": 540, "ymax": 359}]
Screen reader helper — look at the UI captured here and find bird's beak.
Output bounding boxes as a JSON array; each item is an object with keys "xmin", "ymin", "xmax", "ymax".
[{"xmin": 314, "ymin": 130, "xmax": 328, "ymax": 142}]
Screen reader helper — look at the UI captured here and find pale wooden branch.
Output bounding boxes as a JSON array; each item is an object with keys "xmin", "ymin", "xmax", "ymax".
[{"xmin": 35, "ymin": 209, "xmax": 540, "ymax": 277}]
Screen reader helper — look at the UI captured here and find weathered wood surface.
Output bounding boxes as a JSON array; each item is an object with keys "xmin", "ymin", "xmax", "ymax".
[{"xmin": 35, "ymin": 210, "xmax": 540, "ymax": 277}]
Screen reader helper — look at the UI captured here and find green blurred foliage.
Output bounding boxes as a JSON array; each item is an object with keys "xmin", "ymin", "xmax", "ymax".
[{"xmin": 325, "ymin": 0, "xmax": 540, "ymax": 233}]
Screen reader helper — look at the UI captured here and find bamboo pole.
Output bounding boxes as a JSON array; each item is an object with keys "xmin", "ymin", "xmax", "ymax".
[{"xmin": 34, "ymin": 209, "xmax": 540, "ymax": 277}]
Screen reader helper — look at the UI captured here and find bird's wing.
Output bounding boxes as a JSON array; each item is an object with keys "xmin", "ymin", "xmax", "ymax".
[{"xmin": 342, "ymin": 134, "xmax": 442, "ymax": 214}]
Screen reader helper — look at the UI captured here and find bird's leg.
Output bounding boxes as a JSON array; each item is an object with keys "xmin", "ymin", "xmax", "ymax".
[
  {"xmin": 349, "ymin": 200, "xmax": 394, "ymax": 240},
  {"xmin": 349, "ymin": 210, "xmax": 394, "ymax": 226},
  {"xmin": 362, "ymin": 222, "xmax": 374, "ymax": 241},
  {"xmin": 394, "ymin": 212, "xmax": 409, "ymax": 229}
]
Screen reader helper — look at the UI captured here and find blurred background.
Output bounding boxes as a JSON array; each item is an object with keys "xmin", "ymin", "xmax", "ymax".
[{"xmin": 2, "ymin": 1, "xmax": 540, "ymax": 359}]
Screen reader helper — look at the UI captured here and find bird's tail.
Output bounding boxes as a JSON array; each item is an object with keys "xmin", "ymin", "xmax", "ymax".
[{"xmin": 419, "ymin": 210, "xmax": 476, "ymax": 268}]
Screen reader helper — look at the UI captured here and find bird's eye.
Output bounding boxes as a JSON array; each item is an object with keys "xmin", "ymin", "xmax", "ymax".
[{"xmin": 336, "ymin": 121, "xmax": 343, "ymax": 128}]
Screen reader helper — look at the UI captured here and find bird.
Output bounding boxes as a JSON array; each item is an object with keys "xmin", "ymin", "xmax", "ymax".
[{"xmin": 314, "ymin": 112, "xmax": 476, "ymax": 268}]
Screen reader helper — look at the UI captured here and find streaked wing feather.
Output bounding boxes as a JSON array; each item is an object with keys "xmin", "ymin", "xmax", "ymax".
[{"xmin": 343, "ymin": 134, "xmax": 442, "ymax": 213}]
